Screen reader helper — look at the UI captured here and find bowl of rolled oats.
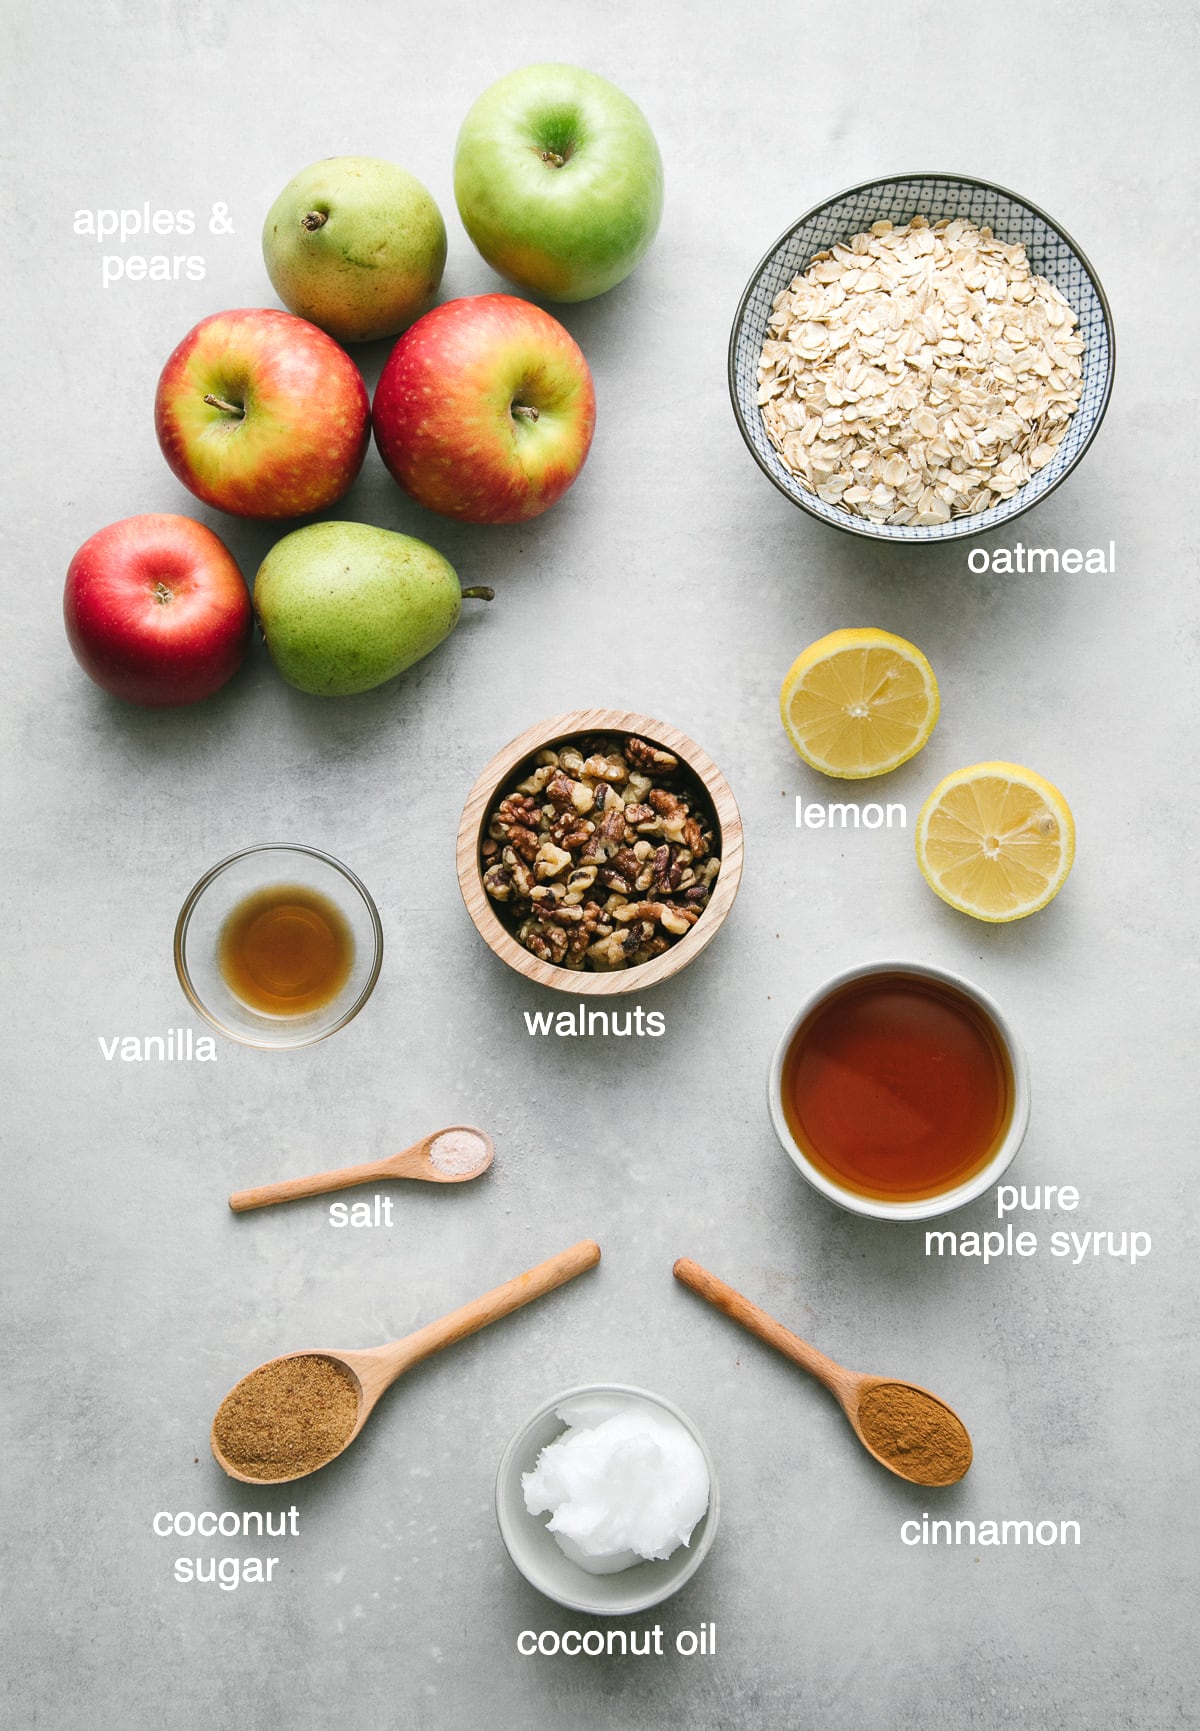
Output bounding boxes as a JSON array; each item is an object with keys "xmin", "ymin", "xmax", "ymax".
[
  {"xmin": 729, "ymin": 172, "xmax": 1114, "ymax": 541},
  {"xmin": 456, "ymin": 709, "xmax": 744, "ymax": 994}
]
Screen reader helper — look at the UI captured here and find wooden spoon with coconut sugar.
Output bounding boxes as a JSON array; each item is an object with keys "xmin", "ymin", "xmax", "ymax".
[
  {"xmin": 673, "ymin": 1257, "xmax": 971, "ymax": 1486},
  {"xmin": 212, "ymin": 1238, "xmax": 602, "ymax": 1485},
  {"xmin": 228, "ymin": 1125, "xmax": 493, "ymax": 1213}
]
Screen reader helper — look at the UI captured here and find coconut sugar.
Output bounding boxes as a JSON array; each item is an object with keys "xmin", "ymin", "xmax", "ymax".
[{"xmin": 212, "ymin": 1354, "xmax": 359, "ymax": 1481}]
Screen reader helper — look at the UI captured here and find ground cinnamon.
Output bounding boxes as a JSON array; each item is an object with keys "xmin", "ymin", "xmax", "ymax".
[
  {"xmin": 857, "ymin": 1382, "xmax": 972, "ymax": 1485},
  {"xmin": 212, "ymin": 1354, "xmax": 360, "ymax": 1481}
]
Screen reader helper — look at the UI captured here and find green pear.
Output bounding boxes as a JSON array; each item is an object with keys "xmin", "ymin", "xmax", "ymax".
[
  {"xmin": 254, "ymin": 522, "xmax": 492, "ymax": 696},
  {"xmin": 262, "ymin": 156, "xmax": 447, "ymax": 344}
]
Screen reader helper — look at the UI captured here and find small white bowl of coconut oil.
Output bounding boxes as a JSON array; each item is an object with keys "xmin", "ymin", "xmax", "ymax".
[{"xmin": 495, "ymin": 1383, "xmax": 720, "ymax": 1615}]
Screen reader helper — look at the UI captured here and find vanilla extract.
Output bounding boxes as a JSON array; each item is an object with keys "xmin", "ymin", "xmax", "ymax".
[{"xmin": 218, "ymin": 883, "xmax": 353, "ymax": 1017}]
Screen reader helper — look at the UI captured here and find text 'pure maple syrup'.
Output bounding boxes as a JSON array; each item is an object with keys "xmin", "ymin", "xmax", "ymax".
[
  {"xmin": 218, "ymin": 884, "xmax": 354, "ymax": 1017},
  {"xmin": 781, "ymin": 971, "xmax": 1013, "ymax": 1202}
]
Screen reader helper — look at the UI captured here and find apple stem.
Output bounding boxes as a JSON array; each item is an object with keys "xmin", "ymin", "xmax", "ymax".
[
  {"xmin": 204, "ymin": 393, "xmax": 245, "ymax": 419},
  {"xmin": 541, "ymin": 150, "xmax": 566, "ymax": 167},
  {"xmin": 302, "ymin": 210, "xmax": 328, "ymax": 232},
  {"xmin": 512, "ymin": 404, "xmax": 540, "ymax": 423},
  {"xmin": 460, "ymin": 586, "xmax": 495, "ymax": 602},
  {"xmin": 153, "ymin": 582, "xmax": 173, "ymax": 605}
]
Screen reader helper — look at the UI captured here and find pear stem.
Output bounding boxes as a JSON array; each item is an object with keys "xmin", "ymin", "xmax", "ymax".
[
  {"xmin": 204, "ymin": 393, "xmax": 245, "ymax": 418},
  {"xmin": 302, "ymin": 210, "xmax": 328, "ymax": 232},
  {"xmin": 460, "ymin": 586, "xmax": 495, "ymax": 602}
]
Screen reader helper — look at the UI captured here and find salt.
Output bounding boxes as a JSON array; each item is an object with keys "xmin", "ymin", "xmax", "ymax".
[
  {"xmin": 522, "ymin": 1394, "xmax": 710, "ymax": 1575},
  {"xmin": 429, "ymin": 1129, "xmax": 488, "ymax": 1177}
]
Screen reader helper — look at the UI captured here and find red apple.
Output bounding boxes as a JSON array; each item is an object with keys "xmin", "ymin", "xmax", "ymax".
[
  {"xmin": 64, "ymin": 514, "xmax": 252, "ymax": 706},
  {"xmin": 372, "ymin": 294, "xmax": 595, "ymax": 523},
  {"xmin": 154, "ymin": 308, "xmax": 370, "ymax": 519}
]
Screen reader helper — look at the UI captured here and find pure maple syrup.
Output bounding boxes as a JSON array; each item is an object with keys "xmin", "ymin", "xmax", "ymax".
[
  {"xmin": 218, "ymin": 884, "xmax": 354, "ymax": 1017},
  {"xmin": 781, "ymin": 971, "xmax": 1013, "ymax": 1202}
]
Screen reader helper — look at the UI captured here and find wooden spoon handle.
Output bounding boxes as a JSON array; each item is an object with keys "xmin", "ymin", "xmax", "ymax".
[
  {"xmin": 673, "ymin": 1257, "xmax": 853, "ymax": 1400},
  {"xmin": 365, "ymin": 1239, "xmax": 602, "ymax": 1385},
  {"xmin": 228, "ymin": 1157, "xmax": 398, "ymax": 1213}
]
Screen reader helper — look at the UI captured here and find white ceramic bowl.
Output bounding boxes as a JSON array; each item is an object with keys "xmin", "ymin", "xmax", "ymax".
[
  {"xmin": 768, "ymin": 959, "xmax": 1030, "ymax": 1221},
  {"xmin": 495, "ymin": 1383, "xmax": 720, "ymax": 1616}
]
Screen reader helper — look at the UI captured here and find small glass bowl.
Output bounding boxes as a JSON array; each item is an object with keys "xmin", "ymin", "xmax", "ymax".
[{"xmin": 174, "ymin": 844, "xmax": 383, "ymax": 1050}]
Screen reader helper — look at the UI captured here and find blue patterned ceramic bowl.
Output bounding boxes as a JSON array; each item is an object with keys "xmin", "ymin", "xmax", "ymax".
[{"xmin": 729, "ymin": 172, "xmax": 1114, "ymax": 542}]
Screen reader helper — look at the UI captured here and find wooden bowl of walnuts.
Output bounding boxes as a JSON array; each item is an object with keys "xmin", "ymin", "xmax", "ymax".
[{"xmin": 456, "ymin": 709, "xmax": 744, "ymax": 996}]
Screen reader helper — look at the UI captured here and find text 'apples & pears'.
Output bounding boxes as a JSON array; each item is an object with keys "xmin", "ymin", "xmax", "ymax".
[{"xmin": 253, "ymin": 521, "xmax": 493, "ymax": 697}]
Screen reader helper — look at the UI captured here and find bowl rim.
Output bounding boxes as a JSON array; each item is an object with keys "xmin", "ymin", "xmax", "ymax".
[
  {"xmin": 456, "ymin": 708, "xmax": 744, "ymax": 996},
  {"xmin": 727, "ymin": 168, "xmax": 1117, "ymax": 543},
  {"xmin": 767, "ymin": 956, "xmax": 1031, "ymax": 1220},
  {"xmin": 173, "ymin": 841, "xmax": 384, "ymax": 1050},
  {"xmin": 494, "ymin": 1380, "xmax": 721, "ymax": 1616}
]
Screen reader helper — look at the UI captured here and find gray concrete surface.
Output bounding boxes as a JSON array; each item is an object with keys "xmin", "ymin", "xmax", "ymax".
[{"xmin": 3, "ymin": 2, "xmax": 1198, "ymax": 1727}]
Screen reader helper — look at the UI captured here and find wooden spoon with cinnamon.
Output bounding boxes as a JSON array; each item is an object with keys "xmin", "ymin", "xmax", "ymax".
[{"xmin": 673, "ymin": 1257, "xmax": 971, "ymax": 1486}]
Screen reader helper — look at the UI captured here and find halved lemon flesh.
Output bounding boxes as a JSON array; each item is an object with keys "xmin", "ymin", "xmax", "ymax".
[
  {"xmin": 916, "ymin": 762, "xmax": 1075, "ymax": 923},
  {"xmin": 779, "ymin": 627, "xmax": 940, "ymax": 779}
]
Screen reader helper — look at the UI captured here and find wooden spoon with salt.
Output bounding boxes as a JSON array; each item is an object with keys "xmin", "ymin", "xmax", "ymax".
[
  {"xmin": 213, "ymin": 1238, "xmax": 602, "ymax": 1485},
  {"xmin": 228, "ymin": 1125, "xmax": 494, "ymax": 1213},
  {"xmin": 673, "ymin": 1257, "xmax": 972, "ymax": 1486}
]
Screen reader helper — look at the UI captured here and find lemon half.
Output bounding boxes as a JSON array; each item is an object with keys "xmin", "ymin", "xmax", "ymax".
[
  {"xmin": 780, "ymin": 628, "xmax": 940, "ymax": 779},
  {"xmin": 916, "ymin": 762, "xmax": 1075, "ymax": 923}
]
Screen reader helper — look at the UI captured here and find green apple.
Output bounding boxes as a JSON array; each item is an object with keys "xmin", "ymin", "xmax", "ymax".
[
  {"xmin": 262, "ymin": 156, "xmax": 447, "ymax": 343},
  {"xmin": 254, "ymin": 521, "xmax": 492, "ymax": 696},
  {"xmin": 453, "ymin": 64, "xmax": 663, "ymax": 302}
]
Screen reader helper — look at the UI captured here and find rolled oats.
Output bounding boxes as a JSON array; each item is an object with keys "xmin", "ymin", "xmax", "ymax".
[{"xmin": 757, "ymin": 217, "xmax": 1085, "ymax": 525}]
